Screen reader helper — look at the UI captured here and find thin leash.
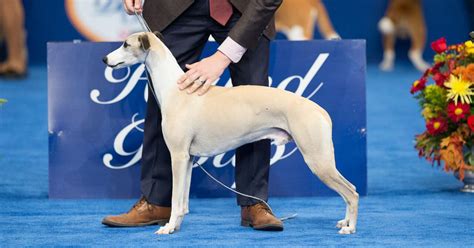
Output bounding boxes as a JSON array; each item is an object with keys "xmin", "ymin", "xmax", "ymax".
[
  {"xmin": 133, "ymin": 8, "xmax": 296, "ymax": 222},
  {"xmin": 134, "ymin": 9, "xmax": 152, "ymax": 32},
  {"xmin": 134, "ymin": 9, "xmax": 151, "ymax": 63},
  {"xmin": 193, "ymin": 159, "xmax": 274, "ymax": 212}
]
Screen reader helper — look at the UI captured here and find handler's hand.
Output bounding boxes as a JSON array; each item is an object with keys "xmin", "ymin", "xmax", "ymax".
[
  {"xmin": 177, "ymin": 51, "xmax": 231, "ymax": 96},
  {"xmin": 123, "ymin": 0, "xmax": 142, "ymax": 15}
]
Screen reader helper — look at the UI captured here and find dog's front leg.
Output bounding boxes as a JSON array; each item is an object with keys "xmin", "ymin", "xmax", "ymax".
[
  {"xmin": 183, "ymin": 160, "xmax": 193, "ymax": 215},
  {"xmin": 155, "ymin": 153, "xmax": 191, "ymax": 235}
]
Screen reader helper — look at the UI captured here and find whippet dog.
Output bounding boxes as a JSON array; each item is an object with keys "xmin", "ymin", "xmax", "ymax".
[{"xmin": 103, "ymin": 32, "xmax": 359, "ymax": 235}]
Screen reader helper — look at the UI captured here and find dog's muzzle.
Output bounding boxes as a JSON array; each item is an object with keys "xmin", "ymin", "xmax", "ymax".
[{"xmin": 102, "ymin": 56, "xmax": 124, "ymax": 68}]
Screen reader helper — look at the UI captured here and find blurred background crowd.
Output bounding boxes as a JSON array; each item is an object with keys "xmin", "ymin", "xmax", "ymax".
[{"xmin": 0, "ymin": 0, "xmax": 472, "ymax": 78}]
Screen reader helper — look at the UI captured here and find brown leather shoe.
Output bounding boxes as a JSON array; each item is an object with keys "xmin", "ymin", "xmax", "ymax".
[
  {"xmin": 241, "ymin": 202, "xmax": 283, "ymax": 231},
  {"xmin": 102, "ymin": 196, "xmax": 171, "ymax": 227}
]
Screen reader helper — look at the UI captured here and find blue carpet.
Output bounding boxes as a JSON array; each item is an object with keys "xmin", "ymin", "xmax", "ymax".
[{"xmin": 1, "ymin": 65, "xmax": 473, "ymax": 247}]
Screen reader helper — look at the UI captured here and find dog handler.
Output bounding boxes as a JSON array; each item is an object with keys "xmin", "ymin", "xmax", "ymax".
[{"xmin": 102, "ymin": 0, "xmax": 284, "ymax": 231}]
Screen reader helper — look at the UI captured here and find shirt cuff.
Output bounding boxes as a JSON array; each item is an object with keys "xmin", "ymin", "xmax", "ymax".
[{"xmin": 217, "ymin": 37, "xmax": 247, "ymax": 63}]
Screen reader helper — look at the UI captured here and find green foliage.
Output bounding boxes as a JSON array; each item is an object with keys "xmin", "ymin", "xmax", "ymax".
[
  {"xmin": 434, "ymin": 53, "xmax": 447, "ymax": 64},
  {"xmin": 0, "ymin": 98, "xmax": 6, "ymax": 105},
  {"xmin": 420, "ymin": 85, "xmax": 447, "ymax": 117},
  {"xmin": 415, "ymin": 132, "xmax": 442, "ymax": 163}
]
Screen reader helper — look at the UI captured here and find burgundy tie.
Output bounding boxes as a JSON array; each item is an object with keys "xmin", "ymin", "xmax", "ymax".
[{"xmin": 209, "ymin": 0, "xmax": 233, "ymax": 26}]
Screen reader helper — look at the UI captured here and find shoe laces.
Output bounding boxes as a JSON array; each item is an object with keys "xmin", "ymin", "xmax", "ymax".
[
  {"xmin": 253, "ymin": 202, "xmax": 274, "ymax": 216},
  {"xmin": 130, "ymin": 196, "xmax": 148, "ymax": 212}
]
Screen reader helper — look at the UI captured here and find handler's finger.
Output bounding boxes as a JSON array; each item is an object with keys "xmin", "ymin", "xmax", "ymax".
[
  {"xmin": 123, "ymin": 0, "xmax": 134, "ymax": 14},
  {"xmin": 178, "ymin": 74, "xmax": 198, "ymax": 90},
  {"xmin": 179, "ymin": 79, "xmax": 194, "ymax": 90},
  {"xmin": 177, "ymin": 73, "xmax": 187, "ymax": 84},
  {"xmin": 134, "ymin": 0, "xmax": 142, "ymax": 13},
  {"xmin": 180, "ymin": 71, "xmax": 201, "ymax": 89},
  {"xmin": 187, "ymin": 79, "xmax": 206, "ymax": 94},
  {"xmin": 185, "ymin": 63, "xmax": 197, "ymax": 69},
  {"xmin": 178, "ymin": 68, "xmax": 197, "ymax": 84},
  {"xmin": 197, "ymin": 80, "xmax": 212, "ymax": 96}
]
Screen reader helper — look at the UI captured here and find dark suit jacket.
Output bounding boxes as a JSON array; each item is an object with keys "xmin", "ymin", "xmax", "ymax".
[{"xmin": 143, "ymin": 0, "xmax": 283, "ymax": 49}]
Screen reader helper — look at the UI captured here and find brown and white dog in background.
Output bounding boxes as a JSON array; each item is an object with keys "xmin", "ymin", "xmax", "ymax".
[
  {"xmin": 378, "ymin": 0, "xmax": 430, "ymax": 72},
  {"xmin": 275, "ymin": 0, "xmax": 340, "ymax": 40}
]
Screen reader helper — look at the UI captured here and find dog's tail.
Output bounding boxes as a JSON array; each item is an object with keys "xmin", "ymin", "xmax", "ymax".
[{"xmin": 378, "ymin": 16, "xmax": 395, "ymax": 35}]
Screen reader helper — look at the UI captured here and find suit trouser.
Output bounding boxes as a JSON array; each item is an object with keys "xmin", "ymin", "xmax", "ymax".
[{"xmin": 141, "ymin": 0, "xmax": 271, "ymax": 207}]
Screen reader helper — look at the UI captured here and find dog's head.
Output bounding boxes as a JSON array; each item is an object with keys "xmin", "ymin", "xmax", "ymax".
[{"xmin": 102, "ymin": 31, "xmax": 164, "ymax": 69}]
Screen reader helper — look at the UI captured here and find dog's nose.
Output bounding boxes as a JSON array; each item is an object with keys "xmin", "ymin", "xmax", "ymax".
[{"xmin": 102, "ymin": 56, "xmax": 108, "ymax": 64}]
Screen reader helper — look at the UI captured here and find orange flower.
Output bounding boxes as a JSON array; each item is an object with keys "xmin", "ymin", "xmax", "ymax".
[
  {"xmin": 440, "ymin": 135, "xmax": 474, "ymax": 180},
  {"xmin": 453, "ymin": 64, "xmax": 474, "ymax": 82},
  {"xmin": 464, "ymin": 64, "xmax": 474, "ymax": 82},
  {"xmin": 452, "ymin": 66, "xmax": 466, "ymax": 78}
]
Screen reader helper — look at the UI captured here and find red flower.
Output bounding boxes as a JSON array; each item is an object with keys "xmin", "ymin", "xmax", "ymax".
[
  {"xmin": 410, "ymin": 77, "xmax": 427, "ymax": 94},
  {"xmin": 426, "ymin": 117, "xmax": 448, "ymax": 135},
  {"xmin": 430, "ymin": 62, "xmax": 445, "ymax": 75},
  {"xmin": 433, "ymin": 72, "xmax": 447, "ymax": 87},
  {"xmin": 468, "ymin": 116, "xmax": 474, "ymax": 131},
  {"xmin": 447, "ymin": 102, "xmax": 470, "ymax": 122},
  {"xmin": 448, "ymin": 60, "xmax": 456, "ymax": 72},
  {"xmin": 431, "ymin": 37, "xmax": 448, "ymax": 53}
]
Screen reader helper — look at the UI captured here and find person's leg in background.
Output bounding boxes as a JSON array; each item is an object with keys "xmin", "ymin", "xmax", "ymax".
[
  {"xmin": 0, "ymin": 0, "xmax": 27, "ymax": 77},
  {"xmin": 102, "ymin": 1, "xmax": 211, "ymax": 227},
  {"xmin": 211, "ymin": 12, "xmax": 283, "ymax": 231}
]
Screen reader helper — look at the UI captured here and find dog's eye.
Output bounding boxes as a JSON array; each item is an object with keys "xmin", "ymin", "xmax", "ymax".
[{"xmin": 123, "ymin": 42, "xmax": 129, "ymax": 48}]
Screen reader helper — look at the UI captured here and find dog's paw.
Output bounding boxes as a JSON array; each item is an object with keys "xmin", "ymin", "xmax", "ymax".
[
  {"xmin": 155, "ymin": 223, "xmax": 176, "ymax": 235},
  {"xmin": 338, "ymin": 226, "xmax": 356, "ymax": 235},
  {"xmin": 336, "ymin": 219, "xmax": 349, "ymax": 228},
  {"xmin": 379, "ymin": 61, "xmax": 394, "ymax": 71},
  {"xmin": 412, "ymin": 61, "xmax": 430, "ymax": 72}
]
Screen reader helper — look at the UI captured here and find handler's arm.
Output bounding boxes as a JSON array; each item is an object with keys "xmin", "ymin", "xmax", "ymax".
[
  {"xmin": 179, "ymin": 0, "xmax": 283, "ymax": 95},
  {"xmin": 227, "ymin": 0, "xmax": 283, "ymax": 50},
  {"xmin": 218, "ymin": 0, "xmax": 283, "ymax": 63}
]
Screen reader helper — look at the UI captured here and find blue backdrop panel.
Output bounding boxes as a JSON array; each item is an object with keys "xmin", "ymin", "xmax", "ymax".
[{"xmin": 48, "ymin": 40, "xmax": 366, "ymax": 199}]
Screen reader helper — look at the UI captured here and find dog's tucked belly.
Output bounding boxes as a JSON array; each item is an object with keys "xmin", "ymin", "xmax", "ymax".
[{"xmin": 189, "ymin": 127, "xmax": 292, "ymax": 157}]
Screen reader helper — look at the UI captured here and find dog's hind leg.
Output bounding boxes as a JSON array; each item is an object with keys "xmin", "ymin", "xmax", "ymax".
[
  {"xmin": 378, "ymin": 17, "xmax": 396, "ymax": 71},
  {"xmin": 290, "ymin": 115, "xmax": 359, "ymax": 234},
  {"xmin": 156, "ymin": 153, "xmax": 192, "ymax": 235},
  {"xmin": 407, "ymin": 5, "xmax": 430, "ymax": 72},
  {"xmin": 334, "ymin": 169, "xmax": 357, "ymax": 229},
  {"xmin": 305, "ymin": 150, "xmax": 359, "ymax": 234}
]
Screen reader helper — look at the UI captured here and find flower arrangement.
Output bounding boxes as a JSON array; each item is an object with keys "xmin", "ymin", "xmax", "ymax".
[{"xmin": 411, "ymin": 36, "xmax": 474, "ymax": 180}]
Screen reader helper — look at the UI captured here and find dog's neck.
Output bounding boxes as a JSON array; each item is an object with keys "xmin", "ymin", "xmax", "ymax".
[{"xmin": 144, "ymin": 38, "xmax": 185, "ymax": 109}]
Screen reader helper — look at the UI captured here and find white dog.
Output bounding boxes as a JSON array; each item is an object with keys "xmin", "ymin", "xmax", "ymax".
[{"xmin": 103, "ymin": 32, "xmax": 359, "ymax": 235}]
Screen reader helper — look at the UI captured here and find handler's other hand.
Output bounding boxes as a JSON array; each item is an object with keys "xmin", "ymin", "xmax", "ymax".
[
  {"xmin": 123, "ymin": 0, "xmax": 142, "ymax": 15},
  {"xmin": 177, "ymin": 51, "xmax": 231, "ymax": 96}
]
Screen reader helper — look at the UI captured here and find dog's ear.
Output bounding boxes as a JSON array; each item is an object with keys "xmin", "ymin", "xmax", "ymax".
[
  {"xmin": 138, "ymin": 34, "xmax": 150, "ymax": 51},
  {"xmin": 153, "ymin": 31, "xmax": 165, "ymax": 42}
]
